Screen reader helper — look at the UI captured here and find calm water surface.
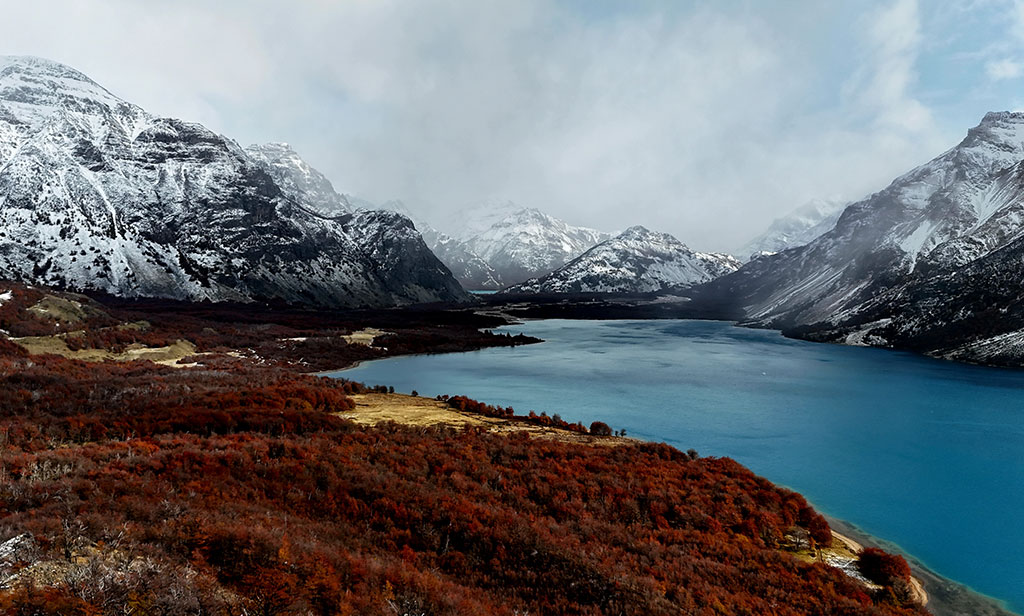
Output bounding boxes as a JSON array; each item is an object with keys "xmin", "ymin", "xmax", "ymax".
[{"xmin": 331, "ymin": 319, "xmax": 1024, "ymax": 612}]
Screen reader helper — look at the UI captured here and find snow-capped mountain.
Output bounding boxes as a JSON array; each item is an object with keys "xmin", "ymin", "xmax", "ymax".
[
  {"xmin": 376, "ymin": 200, "xmax": 502, "ymax": 290},
  {"xmin": 245, "ymin": 142, "xmax": 351, "ymax": 217},
  {"xmin": 459, "ymin": 206, "xmax": 612, "ymax": 283},
  {"xmin": 703, "ymin": 111, "xmax": 1024, "ymax": 363},
  {"xmin": 374, "ymin": 198, "xmax": 610, "ymax": 288},
  {"xmin": 0, "ymin": 56, "xmax": 469, "ymax": 308},
  {"xmin": 418, "ymin": 227, "xmax": 502, "ymax": 290},
  {"xmin": 740, "ymin": 198, "xmax": 847, "ymax": 260},
  {"xmin": 505, "ymin": 226, "xmax": 740, "ymax": 294}
]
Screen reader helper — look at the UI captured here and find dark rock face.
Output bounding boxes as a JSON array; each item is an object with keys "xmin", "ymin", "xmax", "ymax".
[
  {"xmin": 418, "ymin": 226, "xmax": 502, "ymax": 290},
  {"xmin": 0, "ymin": 56, "xmax": 470, "ymax": 308},
  {"xmin": 245, "ymin": 142, "xmax": 352, "ymax": 217}
]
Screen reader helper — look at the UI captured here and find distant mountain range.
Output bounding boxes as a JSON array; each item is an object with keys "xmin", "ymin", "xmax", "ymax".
[
  {"xmin": 458, "ymin": 206, "xmax": 612, "ymax": 284},
  {"xmin": 381, "ymin": 199, "xmax": 613, "ymax": 290},
  {"xmin": 16, "ymin": 54, "xmax": 1024, "ymax": 367},
  {"xmin": 703, "ymin": 111, "xmax": 1024, "ymax": 365},
  {"xmin": 506, "ymin": 226, "xmax": 740, "ymax": 294},
  {"xmin": 0, "ymin": 54, "xmax": 744, "ymax": 303},
  {"xmin": 740, "ymin": 198, "xmax": 848, "ymax": 261},
  {"xmin": 0, "ymin": 56, "xmax": 468, "ymax": 308}
]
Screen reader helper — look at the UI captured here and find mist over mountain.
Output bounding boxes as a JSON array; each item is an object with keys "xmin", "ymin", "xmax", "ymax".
[
  {"xmin": 740, "ymin": 198, "xmax": 848, "ymax": 261},
  {"xmin": 378, "ymin": 199, "xmax": 615, "ymax": 289},
  {"xmin": 703, "ymin": 111, "xmax": 1024, "ymax": 364}
]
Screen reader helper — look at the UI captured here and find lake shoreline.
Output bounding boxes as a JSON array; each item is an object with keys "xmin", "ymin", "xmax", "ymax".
[
  {"xmin": 328, "ymin": 369, "xmax": 1012, "ymax": 616},
  {"xmin": 480, "ymin": 293, "xmax": 1024, "ymax": 371},
  {"xmin": 825, "ymin": 517, "xmax": 1019, "ymax": 616},
  {"xmin": 336, "ymin": 317, "xmax": 1024, "ymax": 614}
]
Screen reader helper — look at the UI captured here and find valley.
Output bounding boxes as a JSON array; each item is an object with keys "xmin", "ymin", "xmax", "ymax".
[
  {"xmin": 2, "ymin": 33, "xmax": 1024, "ymax": 616},
  {"xmin": 0, "ymin": 284, "xmax": 933, "ymax": 615}
]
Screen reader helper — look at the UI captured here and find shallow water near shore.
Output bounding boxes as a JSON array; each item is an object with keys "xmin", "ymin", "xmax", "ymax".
[{"xmin": 331, "ymin": 319, "xmax": 1024, "ymax": 613}]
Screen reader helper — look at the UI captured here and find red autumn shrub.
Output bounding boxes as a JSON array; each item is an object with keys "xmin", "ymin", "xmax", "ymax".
[{"xmin": 857, "ymin": 547, "xmax": 913, "ymax": 586}]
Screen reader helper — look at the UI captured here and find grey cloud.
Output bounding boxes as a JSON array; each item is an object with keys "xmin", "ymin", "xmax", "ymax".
[{"xmin": 0, "ymin": 0, "xmax": 970, "ymax": 251}]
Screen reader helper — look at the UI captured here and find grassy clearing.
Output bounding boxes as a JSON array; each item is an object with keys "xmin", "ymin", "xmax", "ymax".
[{"xmin": 340, "ymin": 392, "xmax": 628, "ymax": 446}]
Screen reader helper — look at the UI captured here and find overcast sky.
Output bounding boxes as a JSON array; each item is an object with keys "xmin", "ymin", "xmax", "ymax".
[{"xmin": 3, "ymin": 0, "xmax": 1024, "ymax": 251}]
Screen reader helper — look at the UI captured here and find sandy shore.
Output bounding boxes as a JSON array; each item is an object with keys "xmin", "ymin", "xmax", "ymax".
[
  {"xmin": 825, "ymin": 531, "xmax": 929, "ymax": 607},
  {"xmin": 826, "ymin": 517, "xmax": 1018, "ymax": 616}
]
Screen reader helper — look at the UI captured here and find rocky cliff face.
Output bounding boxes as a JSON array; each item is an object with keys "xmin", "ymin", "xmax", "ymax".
[
  {"xmin": 505, "ymin": 225, "xmax": 740, "ymax": 294},
  {"xmin": 703, "ymin": 111, "xmax": 1024, "ymax": 363},
  {"xmin": 0, "ymin": 56, "xmax": 469, "ymax": 308},
  {"xmin": 244, "ymin": 142, "xmax": 352, "ymax": 217},
  {"xmin": 418, "ymin": 226, "xmax": 502, "ymax": 290}
]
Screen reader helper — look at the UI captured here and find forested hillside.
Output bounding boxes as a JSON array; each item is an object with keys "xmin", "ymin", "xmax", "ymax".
[{"xmin": 0, "ymin": 284, "xmax": 923, "ymax": 615}]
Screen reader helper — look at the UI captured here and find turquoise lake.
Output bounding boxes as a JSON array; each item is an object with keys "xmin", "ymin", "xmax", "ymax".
[{"xmin": 330, "ymin": 319, "xmax": 1024, "ymax": 612}]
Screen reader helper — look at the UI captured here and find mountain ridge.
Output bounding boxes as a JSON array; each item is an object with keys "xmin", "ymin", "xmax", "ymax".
[
  {"xmin": 700, "ymin": 110, "xmax": 1024, "ymax": 364},
  {"xmin": 0, "ymin": 55, "xmax": 469, "ymax": 308},
  {"xmin": 506, "ymin": 225, "xmax": 740, "ymax": 294}
]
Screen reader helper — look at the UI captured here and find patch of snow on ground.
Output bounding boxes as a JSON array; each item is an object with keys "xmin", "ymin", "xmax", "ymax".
[
  {"xmin": 898, "ymin": 221, "xmax": 937, "ymax": 270},
  {"xmin": 946, "ymin": 328, "xmax": 1024, "ymax": 360},
  {"xmin": 843, "ymin": 319, "xmax": 892, "ymax": 346},
  {"xmin": 822, "ymin": 553, "xmax": 878, "ymax": 588}
]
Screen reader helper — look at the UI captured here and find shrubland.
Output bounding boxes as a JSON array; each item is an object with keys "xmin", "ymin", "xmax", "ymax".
[{"xmin": 0, "ymin": 282, "xmax": 927, "ymax": 615}]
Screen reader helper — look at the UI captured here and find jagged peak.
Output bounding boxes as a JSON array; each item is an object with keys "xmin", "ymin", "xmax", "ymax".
[
  {"xmin": 959, "ymin": 110, "xmax": 1024, "ymax": 156},
  {"xmin": 497, "ymin": 206, "xmax": 552, "ymax": 223},
  {"xmin": 612, "ymin": 226, "xmax": 683, "ymax": 246},
  {"xmin": 978, "ymin": 110, "xmax": 1024, "ymax": 125},
  {"xmin": 620, "ymin": 225, "xmax": 652, "ymax": 236},
  {"xmin": 0, "ymin": 55, "xmax": 121, "ymax": 103}
]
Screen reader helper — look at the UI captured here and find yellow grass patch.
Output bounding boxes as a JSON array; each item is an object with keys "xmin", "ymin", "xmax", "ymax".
[{"xmin": 340, "ymin": 393, "xmax": 627, "ymax": 446}]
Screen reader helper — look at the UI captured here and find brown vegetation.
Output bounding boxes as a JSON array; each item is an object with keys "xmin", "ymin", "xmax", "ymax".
[{"xmin": 0, "ymin": 282, "xmax": 928, "ymax": 615}]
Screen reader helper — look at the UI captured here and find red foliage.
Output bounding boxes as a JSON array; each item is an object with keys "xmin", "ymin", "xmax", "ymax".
[
  {"xmin": 437, "ymin": 394, "xmax": 592, "ymax": 433},
  {"xmin": 858, "ymin": 547, "xmax": 913, "ymax": 586},
  {"xmin": 0, "ymin": 289, "xmax": 927, "ymax": 616}
]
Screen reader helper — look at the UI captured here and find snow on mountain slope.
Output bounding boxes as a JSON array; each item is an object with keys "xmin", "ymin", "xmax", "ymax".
[
  {"xmin": 419, "ymin": 227, "xmax": 502, "ymax": 290},
  {"xmin": 245, "ymin": 142, "xmax": 351, "ymax": 216},
  {"xmin": 0, "ymin": 56, "xmax": 469, "ymax": 308},
  {"xmin": 505, "ymin": 226, "xmax": 740, "ymax": 294},
  {"xmin": 374, "ymin": 199, "xmax": 502, "ymax": 290},
  {"xmin": 460, "ymin": 207, "xmax": 612, "ymax": 283},
  {"xmin": 702, "ymin": 111, "xmax": 1024, "ymax": 364},
  {"xmin": 376, "ymin": 198, "xmax": 611, "ymax": 287},
  {"xmin": 740, "ymin": 198, "xmax": 847, "ymax": 260}
]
